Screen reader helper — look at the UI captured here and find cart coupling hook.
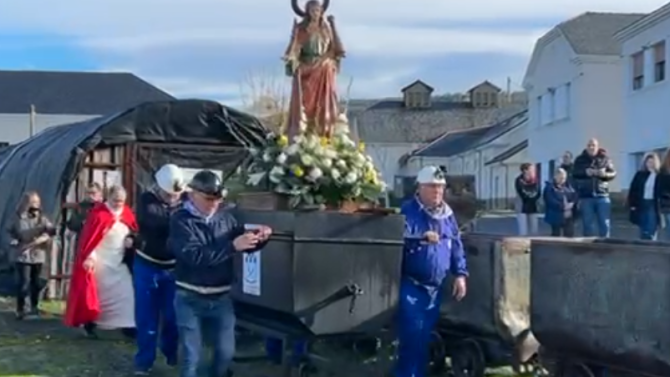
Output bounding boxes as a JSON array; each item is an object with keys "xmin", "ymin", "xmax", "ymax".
[{"xmin": 346, "ymin": 283, "xmax": 364, "ymax": 314}]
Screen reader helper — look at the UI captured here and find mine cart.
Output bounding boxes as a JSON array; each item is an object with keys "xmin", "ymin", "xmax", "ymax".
[
  {"xmin": 232, "ymin": 209, "xmax": 404, "ymax": 377},
  {"xmin": 531, "ymin": 238, "xmax": 670, "ymax": 377},
  {"xmin": 431, "ymin": 234, "xmax": 541, "ymax": 377}
]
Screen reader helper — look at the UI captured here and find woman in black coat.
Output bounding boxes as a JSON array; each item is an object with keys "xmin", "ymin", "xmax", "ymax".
[
  {"xmin": 628, "ymin": 153, "xmax": 662, "ymax": 240},
  {"xmin": 657, "ymin": 151, "xmax": 670, "ymax": 240}
]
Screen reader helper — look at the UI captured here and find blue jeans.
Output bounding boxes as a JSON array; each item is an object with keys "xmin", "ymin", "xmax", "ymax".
[
  {"xmin": 395, "ymin": 278, "xmax": 443, "ymax": 377},
  {"xmin": 133, "ymin": 258, "xmax": 178, "ymax": 371},
  {"xmin": 637, "ymin": 200, "xmax": 658, "ymax": 240},
  {"xmin": 175, "ymin": 290, "xmax": 236, "ymax": 377},
  {"xmin": 579, "ymin": 197, "xmax": 611, "ymax": 237}
]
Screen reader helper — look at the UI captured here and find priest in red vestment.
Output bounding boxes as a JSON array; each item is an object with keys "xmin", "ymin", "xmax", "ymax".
[{"xmin": 64, "ymin": 185, "xmax": 138, "ymax": 337}]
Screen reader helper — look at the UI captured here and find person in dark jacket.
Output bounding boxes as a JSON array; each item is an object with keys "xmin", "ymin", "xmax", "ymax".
[
  {"xmin": 169, "ymin": 170, "xmax": 271, "ymax": 377},
  {"xmin": 9, "ymin": 191, "xmax": 55, "ymax": 319},
  {"xmin": 572, "ymin": 138, "xmax": 617, "ymax": 237},
  {"xmin": 514, "ymin": 163, "xmax": 540, "ymax": 235},
  {"xmin": 396, "ymin": 166, "xmax": 468, "ymax": 377},
  {"xmin": 657, "ymin": 151, "xmax": 670, "ymax": 240},
  {"xmin": 627, "ymin": 153, "xmax": 661, "ymax": 240},
  {"xmin": 133, "ymin": 164, "xmax": 186, "ymax": 375},
  {"xmin": 66, "ymin": 182, "xmax": 103, "ymax": 234},
  {"xmin": 543, "ymin": 168, "xmax": 578, "ymax": 237},
  {"xmin": 560, "ymin": 151, "xmax": 575, "ymax": 186}
]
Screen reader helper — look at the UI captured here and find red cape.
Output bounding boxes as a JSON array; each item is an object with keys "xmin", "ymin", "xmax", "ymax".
[{"xmin": 64, "ymin": 203, "xmax": 137, "ymax": 327}]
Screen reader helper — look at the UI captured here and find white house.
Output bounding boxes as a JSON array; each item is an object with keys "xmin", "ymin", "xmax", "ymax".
[
  {"xmin": 402, "ymin": 110, "xmax": 528, "ymax": 208},
  {"xmin": 0, "ymin": 70, "xmax": 175, "ymax": 145},
  {"xmin": 615, "ymin": 3, "xmax": 670, "ymax": 184},
  {"xmin": 523, "ymin": 12, "xmax": 645, "ymax": 190}
]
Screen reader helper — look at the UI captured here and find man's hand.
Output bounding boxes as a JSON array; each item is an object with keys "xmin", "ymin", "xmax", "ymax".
[
  {"xmin": 123, "ymin": 237, "xmax": 134, "ymax": 249},
  {"xmin": 586, "ymin": 168, "xmax": 594, "ymax": 176},
  {"xmin": 423, "ymin": 231, "xmax": 440, "ymax": 244},
  {"xmin": 233, "ymin": 232, "xmax": 260, "ymax": 252},
  {"xmin": 452, "ymin": 276, "xmax": 467, "ymax": 301},
  {"xmin": 83, "ymin": 257, "xmax": 95, "ymax": 272},
  {"xmin": 256, "ymin": 226, "xmax": 273, "ymax": 242}
]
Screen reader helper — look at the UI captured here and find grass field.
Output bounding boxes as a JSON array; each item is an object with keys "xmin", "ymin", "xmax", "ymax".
[{"xmin": 0, "ymin": 298, "xmax": 520, "ymax": 377}]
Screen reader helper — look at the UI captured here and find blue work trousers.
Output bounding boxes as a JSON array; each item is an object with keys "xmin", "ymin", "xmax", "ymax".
[
  {"xmin": 395, "ymin": 278, "xmax": 443, "ymax": 377},
  {"xmin": 133, "ymin": 257, "xmax": 179, "ymax": 371},
  {"xmin": 637, "ymin": 200, "xmax": 658, "ymax": 240},
  {"xmin": 580, "ymin": 197, "xmax": 611, "ymax": 237},
  {"xmin": 175, "ymin": 290, "xmax": 236, "ymax": 377}
]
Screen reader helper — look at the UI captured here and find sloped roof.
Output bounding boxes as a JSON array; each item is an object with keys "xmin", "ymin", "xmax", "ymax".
[
  {"xmin": 485, "ymin": 139, "xmax": 528, "ymax": 166},
  {"xmin": 408, "ymin": 109, "xmax": 528, "ymax": 158},
  {"xmin": 557, "ymin": 12, "xmax": 645, "ymax": 55},
  {"xmin": 355, "ymin": 98, "xmax": 525, "ymax": 144},
  {"xmin": 0, "ymin": 70, "xmax": 175, "ymax": 115},
  {"xmin": 401, "ymin": 80, "xmax": 434, "ymax": 92}
]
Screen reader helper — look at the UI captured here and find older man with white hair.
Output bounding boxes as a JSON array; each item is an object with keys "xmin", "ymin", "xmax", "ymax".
[{"xmin": 395, "ymin": 166, "xmax": 468, "ymax": 377}]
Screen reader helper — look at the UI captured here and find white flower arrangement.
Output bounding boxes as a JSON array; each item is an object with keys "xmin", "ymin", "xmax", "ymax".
[{"xmin": 244, "ymin": 110, "xmax": 387, "ymax": 208}]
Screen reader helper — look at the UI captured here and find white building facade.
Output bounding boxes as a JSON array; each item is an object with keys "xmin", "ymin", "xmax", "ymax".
[
  {"xmin": 616, "ymin": 4, "xmax": 670, "ymax": 184},
  {"xmin": 523, "ymin": 13, "xmax": 644, "ymax": 191}
]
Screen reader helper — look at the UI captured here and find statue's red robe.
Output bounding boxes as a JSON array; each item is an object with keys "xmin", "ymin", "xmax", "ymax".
[{"xmin": 63, "ymin": 203, "xmax": 137, "ymax": 327}]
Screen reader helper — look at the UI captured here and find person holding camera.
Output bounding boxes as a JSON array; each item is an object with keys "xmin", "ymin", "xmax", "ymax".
[
  {"xmin": 169, "ymin": 170, "xmax": 272, "ymax": 377},
  {"xmin": 9, "ymin": 191, "xmax": 55, "ymax": 320}
]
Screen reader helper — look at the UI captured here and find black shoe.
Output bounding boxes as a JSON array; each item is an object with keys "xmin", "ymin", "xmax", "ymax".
[
  {"xmin": 121, "ymin": 328, "xmax": 137, "ymax": 340},
  {"xmin": 15, "ymin": 311, "xmax": 25, "ymax": 320},
  {"xmin": 26, "ymin": 308, "xmax": 40, "ymax": 319},
  {"xmin": 83, "ymin": 322, "xmax": 98, "ymax": 339}
]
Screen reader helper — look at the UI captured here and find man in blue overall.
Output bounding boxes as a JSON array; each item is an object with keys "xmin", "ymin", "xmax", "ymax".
[
  {"xmin": 396, "ymin": 166, "xmax": 468, "ymax": 377},
  {"xmin": 134, "ymin": 164, "xmax": 186, "ymax": 375},
  {"xmin": 169, "ymin": 170, "xmax": 272, "ymax": 377}
]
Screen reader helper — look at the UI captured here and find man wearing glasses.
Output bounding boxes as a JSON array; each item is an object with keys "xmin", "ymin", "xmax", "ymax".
[{"xmin": 169, "ymin": 170, "xmax": 272, "ymax": 377}]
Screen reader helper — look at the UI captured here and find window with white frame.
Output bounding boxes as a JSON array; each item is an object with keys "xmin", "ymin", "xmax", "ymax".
[
  {"xmin": 541, "ymin": 90, "xmax": 554, "ymax": 125},
  {"xmin": 553, "ymin": 83, "xmax": 571, "ymax": 120},
  {"xmin": 565, "ymin": 83, "xmax": 571, "ymax": 117},
  {"xmin": 535, "ymin": 95, "xmax": 542, "ymax": 127},
  {"xmin": 632, "ymin": 52, "xmax": 644, "ymax": 90},
  {"xmin": 654, "ymin": 41, "xmax": 665, "ymax": 83}
]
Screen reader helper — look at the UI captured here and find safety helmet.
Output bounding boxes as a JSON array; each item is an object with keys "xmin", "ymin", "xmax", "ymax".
[
  {"xmin": 155, "ymin": 164, "xmax": 185, "ymax": 194},
  {"xmin": 188, "ymin": 170, "xmax": 227, "ymax": 198},
  {"xmin": 416, "ymin": 166, "xmax": 446, "ymax": 185}
]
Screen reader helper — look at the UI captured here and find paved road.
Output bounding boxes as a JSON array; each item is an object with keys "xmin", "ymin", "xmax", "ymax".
[{"xmin": 472, "ymin": 212, "xmax": 643, "ymax": 239}]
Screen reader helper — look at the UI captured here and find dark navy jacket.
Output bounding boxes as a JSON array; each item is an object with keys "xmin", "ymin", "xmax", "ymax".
[
  {"xmin": 136, "ymin": 191, "xmax": 185, "ymax": 268},
  {"xmin": 169, "ymin": 202, "xmax": 267, "ymax": 294},
  {"xmin": 542, "ymin": 181, "xmax": 578, "ymax": 226},
  {"xmin": 401, "ymin": 197, "xmax": 468, "ymax": 288},
  {"xmin": 572, "ymin": 149, "xmax": 616, "ymax": 198}
]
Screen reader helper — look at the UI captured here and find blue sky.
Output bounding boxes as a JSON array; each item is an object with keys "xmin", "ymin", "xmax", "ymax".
[{"xmin": 0, "ymin": 0, "xmax": 667, "ymax": 107}]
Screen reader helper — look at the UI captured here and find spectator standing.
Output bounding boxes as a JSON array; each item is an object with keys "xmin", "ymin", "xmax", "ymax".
[
  {"xmin": 514, "ymin": 163, "xmax": 540, "ymax": 235},
  {"xmin": 67, "ymin": 183, "xmax": 103, "ymax": 234},
  {"xmin": 657, "ymin": 150, "xmax": 670, "ymax": 240},
  {"xmin": 9, "ymin": 191, "xmax": 55, "ymax": 319},
  {"xmin": 560, "ymin": 151, "xmax": 575, "ymax": 185},
  {"xmin": 543, "ymin": 168, "xmax": 578, "ymax": 237},
  {"xmin": 572, "ymin": 138, "xmax": 617, "ymax": 237},
  {"xmin": 627, "ymin": 153, "xmax": 662, "ymax": 240}
]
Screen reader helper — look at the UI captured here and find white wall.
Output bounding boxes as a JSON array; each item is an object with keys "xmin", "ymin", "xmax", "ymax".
[
  {"xmin": 0, "ymin": 113, "xmax": 98, "ymax": 145},
  {"xmin": 367, "ymin": 142, "xmax": 421, "ymax": 189},
  {"xmin": 621, "ymin": 15, "xmax": 670, "ymax": 183},
  {"xmin": 526, "ymin": 34, "xmax": 625, "ymax": 191}
]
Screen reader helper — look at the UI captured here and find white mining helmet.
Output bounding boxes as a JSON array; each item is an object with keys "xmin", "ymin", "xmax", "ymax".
[
  {"xmin": 416, "ymin": 166, "xmax": 446, "ymax": 185},
  {"xmin": 155, "ymin": 164, "xmax": 185, "ymax": 194}
]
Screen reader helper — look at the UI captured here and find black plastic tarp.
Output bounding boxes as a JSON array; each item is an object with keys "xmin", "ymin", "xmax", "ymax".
[{"xmin": 0, "ymin": 99, "xmax": 268, "ymax": 266}]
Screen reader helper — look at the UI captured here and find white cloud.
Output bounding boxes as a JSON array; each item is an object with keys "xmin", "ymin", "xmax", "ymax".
[{"xmin": 0, "ymin": 0, "xmax": 667, "ymax": 100}]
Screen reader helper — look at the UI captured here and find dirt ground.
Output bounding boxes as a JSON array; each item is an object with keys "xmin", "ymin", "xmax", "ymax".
[{"xmin": 0, "ymin": 297, "xmax": 516, "ymax": 377}]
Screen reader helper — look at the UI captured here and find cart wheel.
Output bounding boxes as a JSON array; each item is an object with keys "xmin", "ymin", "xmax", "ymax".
[
  {"xmin": 450, "ymin": 339, "xmax": 485, "ymax": 377},
  {"xmin": 296, "ymin": 362, "xmax": 317, "ymax": 377},
  {"xmin": 428, "ymin": 331, "xmax": 447, "ymax": 374},
  {"xmin": 353, "ymin": 337, "xmax": 381, "ymax": 357}
]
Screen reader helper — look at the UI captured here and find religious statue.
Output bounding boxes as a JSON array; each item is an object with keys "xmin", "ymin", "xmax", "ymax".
[{"xmin": 284, "ymin": 0, "xmax": 345, "ymax": 139}]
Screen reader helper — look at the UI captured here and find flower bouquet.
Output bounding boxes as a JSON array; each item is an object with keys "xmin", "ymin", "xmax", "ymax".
[{"xmin": 243, "ymin": 112, "xmax": 386, "ymax": 210}]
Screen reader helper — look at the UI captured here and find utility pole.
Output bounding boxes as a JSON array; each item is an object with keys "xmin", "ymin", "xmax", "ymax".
[{"xmin": 506, "ymin": 77, "xmax": 512, "ymax": 103}]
